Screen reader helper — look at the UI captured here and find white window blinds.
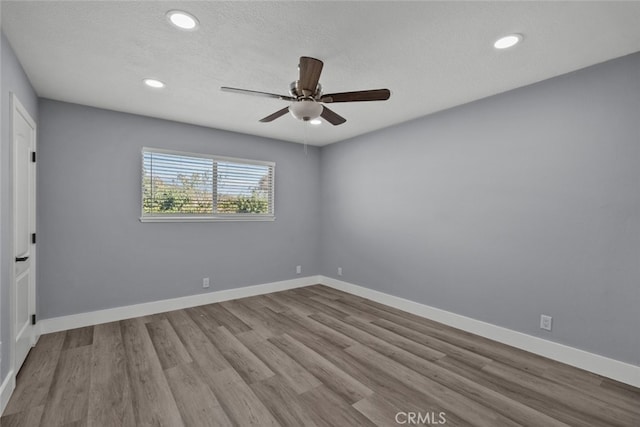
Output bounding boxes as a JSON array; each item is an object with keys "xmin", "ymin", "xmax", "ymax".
[{"xmin": 141, "ymin": 148, "xmax": 274, "ymax": 222}]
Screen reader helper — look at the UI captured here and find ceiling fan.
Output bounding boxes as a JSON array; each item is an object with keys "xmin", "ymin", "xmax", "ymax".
[{"xmin": 221, "ymin": 56, "xmax": 391, "ymax": 126}]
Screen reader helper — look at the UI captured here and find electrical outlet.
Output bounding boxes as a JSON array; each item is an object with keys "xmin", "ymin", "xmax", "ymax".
[
  {"xmin": 540, "ymin": 314, "xmax": 552, "ymax": 331},
  {"xmin": 337, "ymin": 267, "xmax": 343, "ymax": 276},
  {"xmin": 203, "ymin": 277, "xmax": 210, "ymax": 289},
  {"xmin": 296, "ymin": 265, "xmax": 302, "ymax": 274}
]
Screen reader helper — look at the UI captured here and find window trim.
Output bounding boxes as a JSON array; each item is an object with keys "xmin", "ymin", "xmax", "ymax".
[{"xmin": 140, "ymin": 147, "xmax": 275, "ymax": 222}]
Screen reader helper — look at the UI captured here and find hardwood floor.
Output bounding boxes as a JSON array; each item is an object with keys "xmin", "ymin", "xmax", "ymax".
[{"xmin": 2, "ymin": 285, "xmax": 639, "ymax": 426}]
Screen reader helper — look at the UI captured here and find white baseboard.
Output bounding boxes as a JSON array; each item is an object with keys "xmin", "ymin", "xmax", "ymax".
[
  {"xmin": 319, "ymin": 275, "xmax": 640, "ymax": 388},
  {"xmin": 34, "ymin": 273, "xmax": 640, "ymax": 389},
  {"xmin": 0, "ymin": 370, "xmax": 16, "ymax": 415},
  {"xmin": 38, "ymin": 275, "xmax": 321, "ymax": 335}
]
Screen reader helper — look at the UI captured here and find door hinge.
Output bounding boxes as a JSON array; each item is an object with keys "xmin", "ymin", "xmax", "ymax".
[
  {"xmin": 31, "ymin": 151, "xmax": 36, "ymax": 163},
  {"xmin": 32, "ymin": 233, "xmax": 36, "ymax": 244},
  {"xmin": 31, "ymin": 314, "xmax": 36, "ymax": 325}
]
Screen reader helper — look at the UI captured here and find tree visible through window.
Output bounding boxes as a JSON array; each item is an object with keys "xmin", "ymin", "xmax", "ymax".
[{"xmin": 141, "ymin": 148, "xmax": 274, "ymax": 221}]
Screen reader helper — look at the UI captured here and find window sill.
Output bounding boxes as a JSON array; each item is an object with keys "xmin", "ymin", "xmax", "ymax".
[{"xmin": 140, "ymin": 215, "xmax": 275, "ymax": 223}]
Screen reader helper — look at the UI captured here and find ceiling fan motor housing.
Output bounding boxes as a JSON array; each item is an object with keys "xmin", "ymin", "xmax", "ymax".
[
  {"xmin": 289, "ymin": 99, "xmax": 323, "ymax": 121},
  {"xmin": 290, "ymin": 81, "xmax": 322, "ymax": 98}
]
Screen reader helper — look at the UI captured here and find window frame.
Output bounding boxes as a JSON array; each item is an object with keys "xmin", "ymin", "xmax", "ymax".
[{"xmin": 140, "ymin": 147, "xmax": 275, "ymax": 222}]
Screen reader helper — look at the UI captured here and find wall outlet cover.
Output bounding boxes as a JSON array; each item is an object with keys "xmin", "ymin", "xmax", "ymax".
[{"xmin": 540, "ymin": 314, "xmax": 553, "ymax": 331}]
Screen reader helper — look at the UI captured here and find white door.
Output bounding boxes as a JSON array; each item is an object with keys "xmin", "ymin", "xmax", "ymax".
[{"xmin": 11, "ymin": 93, "xmax": 37, "ymax": 373}]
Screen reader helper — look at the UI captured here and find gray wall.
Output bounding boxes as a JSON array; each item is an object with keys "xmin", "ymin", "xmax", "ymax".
[
  {"xmin": 37, "ymin": 99, "xmax": 320, "ymax": 319},
  {"xmin": 320, "ymin": 52, "xmax": 640, "ymax": 366},
  {"xmin": 1, "ymin": 32, "xmax": 39, "ymax": 381}
]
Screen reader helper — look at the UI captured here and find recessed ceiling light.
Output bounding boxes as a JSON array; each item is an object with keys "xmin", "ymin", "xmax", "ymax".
[
  {"xmin": 166, "ymin": 10, "xmax": 199, "ymax": 31},
  {"xmin": 310, "ymin": 119, "xmax": 322, "ymax": 125},
  {"xmin": 143, "ymin": 78, "xmax": 165, "ymax": 89},
  {"xmin": 494, "ymin": 34, "xmax": 523, "ymax": 49}
]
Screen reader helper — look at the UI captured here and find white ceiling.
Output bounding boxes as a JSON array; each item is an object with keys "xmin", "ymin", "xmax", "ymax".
[{"xmin": 2, "ymin": 1, "xmax": 640, "ymax": 146}]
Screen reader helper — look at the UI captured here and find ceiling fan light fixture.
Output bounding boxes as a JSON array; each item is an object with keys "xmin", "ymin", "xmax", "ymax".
[
  {"xmin": 166, "ymin": 10, "xmax": 199, "ymax": 30},
  {"xmin": 289, "ymin": 100, "xmax": 323, "ymax": 121},
  {"xmin": 310, "ymin": 119, "xmax": 322, "ymax": 125},
  {"xmin": 494, "ymin": 34, "xmax": 523, "ymax": 49}
]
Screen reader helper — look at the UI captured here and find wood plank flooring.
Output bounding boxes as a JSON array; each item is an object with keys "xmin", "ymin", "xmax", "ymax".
[{"xmin": 2, "ymin": 285, "xmax": 639, "ymax": 426}]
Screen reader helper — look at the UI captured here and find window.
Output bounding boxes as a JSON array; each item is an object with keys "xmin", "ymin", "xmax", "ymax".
[{"xmin": 141, "ymin": 147, "xmax": 274, "ymax": 222}]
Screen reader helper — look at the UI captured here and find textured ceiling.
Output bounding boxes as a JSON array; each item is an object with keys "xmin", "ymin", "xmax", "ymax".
[{"xmin": 2, "ymin": 1, "xmax": 640, "ymax": 146}]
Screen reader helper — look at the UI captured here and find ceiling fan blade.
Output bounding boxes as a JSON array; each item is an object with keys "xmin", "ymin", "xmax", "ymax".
[
  {"xmin": 320, "ymin": 89, "xmax": 391, "ymax": 103},
  {"xmin": 259, "ymin": 107, "xmax": 290, "ymax": 123},
  {"xmin": 221, "ymin": 86, "xmax": 295, "ymax": 101},
  {"xmin": 298, "ymin": 56, "xmax": 324, "ymax": 94},
  {"xmin": 320, "ymin": 106, "xmax": 346, "ymax": 126}
]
